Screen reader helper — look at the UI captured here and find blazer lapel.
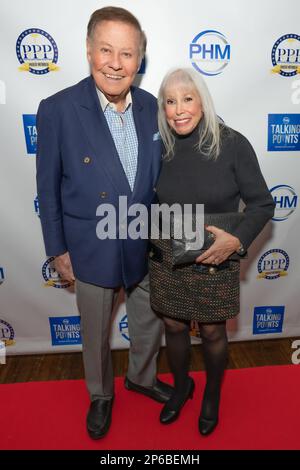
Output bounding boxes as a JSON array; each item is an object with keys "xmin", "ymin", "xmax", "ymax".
[
  {"xmin": 74, "ymin": 76, "xmax": 132, "ymax": 197},
  {"xmin": 131, "ymin": 90, "xmax": 153, "ymax": 203}
]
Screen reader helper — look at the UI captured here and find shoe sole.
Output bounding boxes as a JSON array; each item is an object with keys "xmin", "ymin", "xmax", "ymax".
[{"xmin": 87, "ymin": 419, "xmax": 111, "ymax": 440}]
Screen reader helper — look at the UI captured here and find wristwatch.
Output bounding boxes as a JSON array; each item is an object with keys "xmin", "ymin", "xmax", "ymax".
[{"xmin": 236, "ymin": 243, "xmax": 245, "ymax": 256}]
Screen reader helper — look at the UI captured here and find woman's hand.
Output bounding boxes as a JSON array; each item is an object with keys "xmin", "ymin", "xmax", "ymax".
[{"xmin": 195, "ymin": 225, "xmax": 241, "ymax": 265}]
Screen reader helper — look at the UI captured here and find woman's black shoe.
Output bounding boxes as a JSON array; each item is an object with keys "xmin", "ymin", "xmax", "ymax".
[
  {"xmin": 199, "ymin": 386, "xmax": 220, "ymax": 436},
  {"xmin": 160, "ymin": 377, "xmax": 195, "ymax": 424},
  {"xmin": 198, "ymin": 415, "xmax": 218, "ymax": 436}
]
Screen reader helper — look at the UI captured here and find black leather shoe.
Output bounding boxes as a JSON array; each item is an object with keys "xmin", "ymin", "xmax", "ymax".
[
  {"xmin": 86, "ymin": 398, "xmax": 114, "ymax": 439},
  {"xmin": 198, "ymin": 416, "xmax": 218, "ymax": 436},
  {"xmin": 160, "ymin": 377, "xmax": 195, "ymax": 424},
  {"xmin": 124, "ymin": 377, "xmax": 173, "ymax": 403}
]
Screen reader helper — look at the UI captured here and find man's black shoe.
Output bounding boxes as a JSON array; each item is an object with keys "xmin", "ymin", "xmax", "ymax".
[
  {"xmin": 124, "ymin": 377, "xmax": 173, "ymax": 403},
  {"xmin": 86, "ymin": 397, "xmax": 114, "ymax": 439}
]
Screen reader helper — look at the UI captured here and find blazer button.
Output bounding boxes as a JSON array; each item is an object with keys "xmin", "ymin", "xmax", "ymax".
[
  {"xmin": 153, "ymin": 187, "xmax": 157, "ymax": 192},
  {"xmin": 83, "ymin": 156, "xmax": 91, "ymax": 164},
  {"xmin": 100, "ymin": 192, "xmax": 108, "ymax": 198}
]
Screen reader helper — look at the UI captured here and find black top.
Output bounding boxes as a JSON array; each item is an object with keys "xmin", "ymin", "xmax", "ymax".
[{"xmin": 156, "ymin": 124, "xmax": 275, "ymax": 250}]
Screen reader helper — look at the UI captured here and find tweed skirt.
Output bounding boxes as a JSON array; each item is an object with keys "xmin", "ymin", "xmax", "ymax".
[{"xmin": 149, "ymin": 238, "xmax": 240, "ymax": 322}]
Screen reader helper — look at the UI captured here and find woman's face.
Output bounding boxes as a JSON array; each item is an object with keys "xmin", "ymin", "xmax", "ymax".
[{"xmin": 164, "ymin": 84, "xmax": 203, "ymax": 135}]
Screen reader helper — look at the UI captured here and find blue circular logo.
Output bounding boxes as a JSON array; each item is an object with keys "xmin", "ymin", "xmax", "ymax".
[
  {"xmin": 270, "ymin": 185, "xmax": 297, "ymax": 221},
  {"xmin": 271, "ymin": 34, "xmax": 300, "ymax": 77},
  {"xmin": 257, "ymin": 249, "xmax": 289, "ymax": 280},
  {"xmin": 0, "ymin": 319, "xmax": 15, "ymax": 346},
  {"xmin": 119, "ymin": 314, "xmax": 129, "ymax": 342},
  {"xmin": 16, "ymin": 28, "xmax": 58, "ymax": 75},
  {"xmin": 190, "ymin": 30, "xmax": 231, "ymax": 76},
  {"xmin": 42, "ymin": 257, "xmax": 72, "ymax": 289}
]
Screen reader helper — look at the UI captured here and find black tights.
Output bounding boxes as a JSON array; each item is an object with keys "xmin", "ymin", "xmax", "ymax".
[
  {"xmin": 163, "ymin": 316, "xmax": 191, "ymax": 408},
  {"xmin": 163, "ymin": 316, "xmax": 228, "ymax": 417},
  {"xmin": 199, "ymin": 321, "xmax": 228, "ymax": 419}
]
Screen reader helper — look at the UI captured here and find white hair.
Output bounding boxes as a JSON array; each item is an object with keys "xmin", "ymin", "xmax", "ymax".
[{"xmin": 158, "ymin": 67, "xmax": 226, "ymax": 160}]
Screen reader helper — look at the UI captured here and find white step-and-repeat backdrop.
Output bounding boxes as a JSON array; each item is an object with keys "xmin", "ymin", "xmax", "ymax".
[{"xmin": 0, "ymin": 0, "xmax": 299, "ymax": 355}]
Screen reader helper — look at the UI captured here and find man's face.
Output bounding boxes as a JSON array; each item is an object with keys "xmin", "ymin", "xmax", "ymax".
[{"xmin": 87, "ymin": 20, "xmax": 141, "ymax": 108}]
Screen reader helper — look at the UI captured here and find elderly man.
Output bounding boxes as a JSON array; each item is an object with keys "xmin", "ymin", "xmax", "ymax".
[{"xmin": 36, "ymin": 6, "xmax": 172, "ymax": 439}]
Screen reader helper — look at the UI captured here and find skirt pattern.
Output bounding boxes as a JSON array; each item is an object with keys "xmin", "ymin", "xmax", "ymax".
[{"xmin": 149, "ymin": 238, "xmax": 240, "ymax": 322}]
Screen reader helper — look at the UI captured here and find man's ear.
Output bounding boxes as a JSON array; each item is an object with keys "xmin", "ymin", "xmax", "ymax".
[{"xmin": 137, "ymin": 56, "xmax": 144, "ymax": 73}]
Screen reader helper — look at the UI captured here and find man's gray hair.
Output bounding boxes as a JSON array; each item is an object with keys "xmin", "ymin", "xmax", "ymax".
[{"xmin": 87, "ymin": 6, "xmax": 147, "ymax": 62}]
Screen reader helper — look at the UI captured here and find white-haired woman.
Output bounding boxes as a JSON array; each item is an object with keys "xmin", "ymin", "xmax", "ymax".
[{"xmin": 149, "ymin": 68, "xmax": 274, "ymax": 435}]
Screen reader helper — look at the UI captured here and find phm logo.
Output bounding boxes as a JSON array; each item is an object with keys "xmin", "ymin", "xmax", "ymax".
[
  {"xmin": 0, "ymin": 319, "xmax": 15, "ymax": 347},
  {"xmin": 0, "ymin": 267, "xmax": 4, "ymax": 286},
  {"xmin": 42, "ymin": 257, "xmax": 72, "ymax": 289},
  {"xmin": 34, "ymin": 196, "xmax": 40, "ymax": 217},
  {"xmin": 119, "ymin": 314, "xmax": 129, "ymax": 342},
  {"xmin": 23, "ymin": 114, "xmax": 37, "ymax": 154},
  {"xmin": 271, "ymin": 34, "xmax": 300, "ymax": 77},
  {"xmin": 190, "ymin": 30, "xmax": 231, "ymax": 76},
  {"xmin": 270, "ymin": 185, "xmax": 297, "ymax": 221},
  {"xmin": 257, "ymin": 249, "xmax": 289, "ymax": 280},
  {"xmin": 16, "ymin": 28, "xmax": 59, "ymax": 75}
]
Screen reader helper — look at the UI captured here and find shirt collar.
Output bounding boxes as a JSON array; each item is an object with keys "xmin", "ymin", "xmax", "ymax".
[{"xmin": 96, "ymin": 86, "xmax": 132, "ymax": 113}]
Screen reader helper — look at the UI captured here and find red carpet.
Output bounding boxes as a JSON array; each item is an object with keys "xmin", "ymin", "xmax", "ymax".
[{"xmin": 1, "ymin": 365, "xmax": 299, "ymax": 450}]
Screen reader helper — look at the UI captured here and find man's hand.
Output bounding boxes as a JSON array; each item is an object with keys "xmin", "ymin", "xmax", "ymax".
[
  {"xmin": 54, "ymin": 252, "xmax": 75, "ymax": 282},
  {"xmin": 195, "ymin": 225, "xmax": 241, "ymax": 265}
]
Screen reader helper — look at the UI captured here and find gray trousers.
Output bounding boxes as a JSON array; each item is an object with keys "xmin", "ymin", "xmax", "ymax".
[{"xmin": 75, "ymin": 275, "xmax": 164, "ymax": 401}]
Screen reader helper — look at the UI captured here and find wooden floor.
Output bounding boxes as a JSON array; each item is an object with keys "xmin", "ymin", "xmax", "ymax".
[{"xmin": 0, "ymin": 337, "xmax": 296, "ymax": 384}]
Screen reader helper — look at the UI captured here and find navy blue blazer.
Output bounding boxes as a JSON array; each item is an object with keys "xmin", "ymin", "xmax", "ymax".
[{"xmin": 36, "ymin": 76, "xmax": 162, "ymax": 288}]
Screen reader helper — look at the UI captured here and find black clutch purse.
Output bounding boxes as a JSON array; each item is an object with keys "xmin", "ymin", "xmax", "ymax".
[{"xmin": 170, "ymin": 212, "xmax": 246, "ymax": 266}]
